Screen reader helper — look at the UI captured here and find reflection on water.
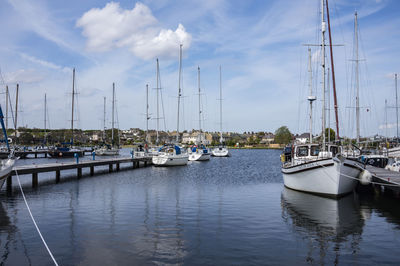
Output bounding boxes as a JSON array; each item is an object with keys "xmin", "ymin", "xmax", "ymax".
[{"xmin": 281, "ymin": 188, "xmax": 364, "ymax": 265}]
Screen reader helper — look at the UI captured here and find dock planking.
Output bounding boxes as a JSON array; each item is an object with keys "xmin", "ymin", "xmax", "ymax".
[
  {"xmin": 7, "ymin": 156, "xmax": 152, "ymax": 190},
  {"xmin": 366, "ymin": 165, "xmax": 400, "ymax": 193}
]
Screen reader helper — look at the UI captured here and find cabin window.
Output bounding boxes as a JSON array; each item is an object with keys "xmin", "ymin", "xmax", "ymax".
[
  {"xmin": 330, "ymin": 146, "xmax": 339, "ymax": 156},
  {"xmin": 296, "ymin": 146, "xmax": 309, "ymax": 157},
  {"xmin": 310, "ymin": 146, "xmax": 320, "ymax": 156}
]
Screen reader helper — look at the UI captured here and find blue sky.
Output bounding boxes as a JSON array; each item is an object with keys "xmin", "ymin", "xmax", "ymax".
[{"xmin": 0, "ymin": 0, "xmax": 399, "ymax": 138}]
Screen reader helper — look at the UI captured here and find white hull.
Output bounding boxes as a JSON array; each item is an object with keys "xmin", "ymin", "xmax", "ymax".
[
  {"xmin": 0, "ymin": 158, "xmax": 16, "ymax": 189},
  {"xmin": 211, "ymin": 147, "xmax": 230, "ymax": 157},
  {"xmin": 95, "ymin": 148, "xmax": 119, "ymax": 156},
  {"xmin": 282, "ymin": 157, "xmax": 361, "ymax": 197},
  {"xmin": 189, "ymin": 152, "xmax": 210, "ymax": 161},
  {"xmin": 152, "ymin": 153, "xmax": 189, "ymax": 166},
  {"xmin": 388, "ymin": 146, "xmax": 400, "ymax": 158}
]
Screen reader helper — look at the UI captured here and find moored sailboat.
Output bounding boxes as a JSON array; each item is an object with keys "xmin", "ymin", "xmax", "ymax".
[
  {"xmin": 281, "ymin": 0, "xmax": 362, "ymax": 197},
  {"xmin": 212, "ymin": 66, "xmax": 230, "ymax": 157},
  {"xmin": 0, "ymin": 105, "xmax": 16, "ymax": 190}
]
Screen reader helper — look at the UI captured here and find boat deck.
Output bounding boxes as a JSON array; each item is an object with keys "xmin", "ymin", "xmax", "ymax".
[{"xmin": 366, "ymin": 165, "xmax": 400, "ymax": 193}]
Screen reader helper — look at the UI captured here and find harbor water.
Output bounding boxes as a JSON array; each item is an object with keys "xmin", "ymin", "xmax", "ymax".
[{"xmin": 0, "ymin": 149, "xmax": 399, "ymax": 265}]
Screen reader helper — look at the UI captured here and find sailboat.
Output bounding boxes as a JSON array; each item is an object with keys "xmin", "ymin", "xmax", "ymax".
[
  {"xmin": 281, "ymin": 0, "xmax": 362, "ymax": 197},
  {"xmin": 48, "ymin": 68, "xmax": 84, "ymax": 157},
  {"xmin": 95, "ymin": 83, "xmax": 120, "ymax": 156},
  {"xmin": 189, "ymin": 67, "xmax": 211, "ymax": 161},
  {"xmin": 0, "ymin": 105, "xmax": 16, "ymax": 190},
  {"xmin": 152, "ymin": 44, "xmax": 188, "ymax": 166},
  {"xmin": 212, "ymin": 66, "xmax": 230, "ymax": 157}
]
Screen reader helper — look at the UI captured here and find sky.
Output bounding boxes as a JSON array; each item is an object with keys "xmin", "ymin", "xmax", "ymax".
[{"xmin": 0, "ymin": 0, "xmax": 399, "ymax": 138}]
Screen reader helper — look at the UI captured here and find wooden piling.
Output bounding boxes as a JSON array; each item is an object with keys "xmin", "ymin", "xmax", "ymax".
[
  {"xmin": 56, "ymin": 170, "xmax": 60, "ymax": 183},
  {"xmin": 32, "ymin": 173, "xmax": 38, "ymax": 188},
  {"xmin": 116, "ymin": 163, "xmax": 120, "ymax": 171},
  {"xmin": 77, "ymin": 168, "xmax": 82, "ymax": 179},
  {"xmin": 6, "ymin": 174, "xmax": 12, "ymax": 191},
  {"xmin": 109, "ymin": 164, "xmax": 113, "ymax": 172},
  {"xmin": 90, "ymin": 166, "xmax": 94, "ymax": 176}
]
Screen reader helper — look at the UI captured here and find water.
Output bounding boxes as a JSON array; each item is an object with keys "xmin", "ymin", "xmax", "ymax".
[{"xmin": 0, "ymin": 149, "xmax": 399, "ymax": 265}]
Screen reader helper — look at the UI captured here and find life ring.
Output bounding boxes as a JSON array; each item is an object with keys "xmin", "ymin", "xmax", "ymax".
[{"xmin": 59, "ymin": 152, "xmax": 62, "ymax": 157}]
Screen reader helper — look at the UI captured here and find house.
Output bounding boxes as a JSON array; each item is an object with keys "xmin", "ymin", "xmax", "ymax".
[{"xmin": 296, "ymin": 133, "xmax": 310, "ymax": 144}]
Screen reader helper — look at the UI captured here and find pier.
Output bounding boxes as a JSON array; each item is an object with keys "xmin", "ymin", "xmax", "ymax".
[
  {"xmin": 6, "ymin": 156, "xmax": 153, "ymax": 191},
  {"xmin": 366, "ymin": 165, "xmax": 400, "ymax": 194}
]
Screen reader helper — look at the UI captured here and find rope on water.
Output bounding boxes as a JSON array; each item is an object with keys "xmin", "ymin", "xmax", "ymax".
[{"xmin": 14, "ymin": 169, "xmax": 59, "ymax": 266}]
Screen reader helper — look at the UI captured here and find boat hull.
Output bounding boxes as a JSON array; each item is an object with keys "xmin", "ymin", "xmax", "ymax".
[
  {"xmin": 211, "ymin": 147, "xmax": 230, "ymax": 157},
  {"xmin": 282, "ymin": 157, "xmax": 361, "ymax": 197},
  {"xmin": 95, "ymin": 148, "xmax": 119, "ymax": 156},
  {"xmin": 152, "ymin": 153, "xmax": 188, "ymax": 166},
  {"xmin": 189, "ymin": 152, "xmax": 211, "ymax": 161},
  {"xmin": 48, "ymin": 150, "xmax": 85, "ymax": 158},
  {"xmin": 0, "ymin": 158, "xmax": 16, "ymax": 190}
]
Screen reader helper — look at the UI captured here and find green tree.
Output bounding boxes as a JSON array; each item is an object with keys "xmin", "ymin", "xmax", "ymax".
[
  {"xmin": 325, "ymin": 128, "xmax": 335, "ymax": 142},
  {"xmin": 274, "ymin": 126, "xmax": 292, "ymax": 144}
]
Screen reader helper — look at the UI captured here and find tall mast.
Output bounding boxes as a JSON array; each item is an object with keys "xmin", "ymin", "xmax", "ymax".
[
  {"xmin": 385, "ymin": 99, "xmax": 388, "ymax": 144},
  {"xmin": 15, "ymin": 83, "xmax": 19, "ymax": 140},
  {"xmin": 307, "ymin": 48, "xmax": 316, "ymax": 143},
  {"xmin": 325, "ymin": 0, "xmax": 340, "ymax": 141},
  {"xmin": 321, "ymin": 0, "xmax": 326, "ymax": 150},
  {"xmin": 198, "ymin": 66, "xmax": 202, "ymax": 143},
  {"xmin": 71, "ymin": 68, "xmax": 75, "ymax": 145},
  {"xmin": 327, "ymin": 68, "xmax": 330, "ymax": 143},
  {"xmin": 219, "ymin": 66, "xmax": 223, "ymax": 144},
  {"xmin": 394, "ymin": 74, "xmax": 399, "ymax": 144},
  {"xmin": 354, "ymin": 11, "xmax": 360, "ymax": 144},
  {"xmin": 146, "ymin": 84, "xmax": 149, "ymax": 144},
  {"xmin": 5, "ymin": 85, "xmax": 8, "ymax": 130},
  {"xmin": 103, "ymin": 96, "xmax": 106, "ymax": 141},
  {"xmin": 44, "ymin": 93, "xmax": 47, "ymax": 144},
  {"xmin": 156, "ymin": 58, "xmax": 160, "ymax": 145},
  {"xmin": 112, "ymin": 82, "xmax": 115, "ymax": 146},
  {"xmin": 176, "ymin": 44, "xmax": 183, "ymax": 143}
]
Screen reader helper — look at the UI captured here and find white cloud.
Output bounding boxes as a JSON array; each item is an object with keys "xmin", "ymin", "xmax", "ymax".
[
  {"xmin": 76, "ymin": 2, "xmax": 191, "ymax": 60},
  {"xmin": 379, "ymin": 123, "xmax": 397, "ymax": 130},
  {"xmin": 3, "ymin": 69, "xmax": 44, "ymax": 84},
  {"xmin": 19, "ymin": 53, "xmax": 71, "ymax": 73}
]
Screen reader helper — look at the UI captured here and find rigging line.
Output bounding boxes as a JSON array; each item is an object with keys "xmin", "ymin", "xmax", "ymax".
[{"xmin": 15, "ymin": 170, "xmax": 59, "ymax": 266}]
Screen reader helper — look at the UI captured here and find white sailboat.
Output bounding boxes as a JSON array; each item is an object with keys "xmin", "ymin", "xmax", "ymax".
[
  {"xmin": 212, "ymin": 66, "xmax": 230, "ymax": 157},
  {"xmin": 96, "ymin": 83, "xmax": 120, "ymax": 156},
  {"xmin": 0, "ymin": 105, "xmax": 16, "ymax": 190},
  {"xmin": 189, "ymin": 67, "xmax": 211, "ymax": 161},
  {"xmin": 281, "ymin": 0, "xmax": 362, "ymax": 197},
  {"xmin": 152, "ymin": 44, "xmax": 188, "ymax": 166}
]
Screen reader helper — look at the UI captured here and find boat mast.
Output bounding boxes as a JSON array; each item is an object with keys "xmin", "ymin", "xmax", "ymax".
[
  {"xmin": 385, "ymin": 99, "xmax": 388, "ymax": 144},
  {"xmin": 396, "ymin": 73, "xmax": 398, "ymax": 143},
  {"xmin": 15, "ymin": 83, "xmax": 19, "ymax": 140},
  {"xmin": 327, "ymin": 68, "xmax": 330, "ymax": 143},
  {"xmin": 103, "ymin": 96, "xmax": 106, "ymax": 142},
  {"xmin": 176, "ymin": 44, "xmax": 183, "ymax": 143},
  {"xmin": 71, "ymin": 69, "xmax": 75, "ymax": 145},
  {"xmin": 321, "ymin": 0, "xmax": 326, "ymax": 150},
  {"xmin": 156, "ymin": 58, "xmax": 160, "ymax": 145},
  {"xmin": 5, "ymin": 85, "xmax": 8, "ymax": 130},
  {"xmin": 112, "ymin": 82, "xmax": 115, "ymax": 146},
  {"xmin": 198, "ymin": 66, "xmax": 202, "ymax": 144},
  {"xmin": 325, "ymin": 0, "xmax": 340, "ymax": 141},
  {"xmin": 354, "ymin": 11, "xmax": 360, "ymax": 144},
  {"xmin": 219, "ymin": 66, "xmax": 223, "ymax": 144},
  {"xmin": 307, "ymin": 48, "xmax": 316, "ymax": 143},
  {"xmin": 146, "ymin": 84, "xmax": 149, "ymax": 144},
  {"xmin": 44, "ymin": 93, "xmax": 47, "ymax": 144}
]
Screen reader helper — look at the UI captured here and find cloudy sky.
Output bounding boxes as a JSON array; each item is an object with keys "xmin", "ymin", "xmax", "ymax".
[{"xmin": 0, "ymin": 0, "xmax": 399, "ymax": 138}]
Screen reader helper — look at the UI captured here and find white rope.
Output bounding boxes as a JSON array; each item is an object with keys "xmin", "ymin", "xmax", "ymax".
[
  {"xmin": 14, "ymin": 170, "xmax": 59, "ymax": 266},
  {"xmin": 319, "ymin": 162, "xmax": 400, "ymax": 188}
]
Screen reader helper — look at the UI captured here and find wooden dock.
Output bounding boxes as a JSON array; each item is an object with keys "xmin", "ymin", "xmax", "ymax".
[
  {"xmin": 366, "ymin": 165, "xmax": 400, "ymax": 193},
  {"xmin": 6, "ymin": 156, "xmax": 153, "ymax": 191}
]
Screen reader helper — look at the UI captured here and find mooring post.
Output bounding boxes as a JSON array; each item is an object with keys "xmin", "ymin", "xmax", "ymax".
[
  {"xmin": 109, "ymin": 164, "xmax": 113, "ymax": 172},
  {"xmin": 92, "ymin": 151, "xmax": 96, "ymax": 161},
  {"xmin": 35, "ymin": 152, "xmax": 37, "ymax": 158},
  {"xmin": 56, "ymin": 170, "xmax": 60, "ymax": 183},
  {"xmin": 6, "ymin": 174, "xmax": 12, "ymax": 192},
  {"xmin": 130, "ymin": 150, "xmax": 134, "ymax": 158},
  {"xmin": 116, "ymin": 162, "xmax": 120, "ymax": 171},
  {"xmin": 32, "ymin": 173, "xmax": 38, "ymax": 188},
  {"xmin": 74, "ymin": 153, "xmax": 79, "ymax": 164},
  {"xmin": 144, "ymin": 161, "xmax": 147, "ymax": 167},
  {"xmin": 77, "ymin": 167, "xmax": 82, "ymax": 179},
  {"xmin": 90, "ymin": 166, "xmax": 94, "ymax": 176},
  {"xmin": 45, "ymin": 152, "xmax": 47, "ymax": 158},
  {"xmin": 136, "ymin": 161, "xmax": 140, "ymax": 168}
]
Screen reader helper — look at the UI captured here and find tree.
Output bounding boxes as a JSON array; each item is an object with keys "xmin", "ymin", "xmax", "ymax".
[
  {"xmin": 325, "ymin": 128, "xmax": 335, "ymax": 142},
  {"xmin": 274, "ymin": 126, "xmax": 292, "ymax": 144}
]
